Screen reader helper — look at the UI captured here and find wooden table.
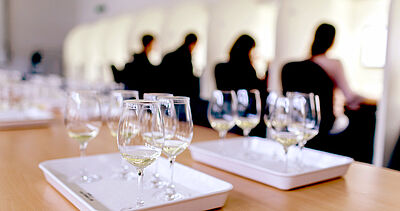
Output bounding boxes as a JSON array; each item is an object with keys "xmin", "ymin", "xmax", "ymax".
[{"xmin": 0, "ymin": 119, "xmax": 399, "ymax": 210}]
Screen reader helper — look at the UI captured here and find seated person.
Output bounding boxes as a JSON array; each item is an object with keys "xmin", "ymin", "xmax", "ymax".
[
  {"xmin": 281, "ymin": 23, "xmax": 366, "ymax": 153},
  {"xmin": 214, "ymin": 34, "xmax": 268, "ymax": 137},
  {"xmin": 111, "ymin": 34, "xmax": 157, "ymax": 95}
]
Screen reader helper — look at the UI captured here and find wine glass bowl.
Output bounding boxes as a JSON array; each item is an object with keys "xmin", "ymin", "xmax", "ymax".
[
  {"xmin": 236, "ymin": 89, "xmax": 261, "ymax": 136},
  {"xmin": 65, "ymin": 90, "xmax": 102, "ymax": 183}
]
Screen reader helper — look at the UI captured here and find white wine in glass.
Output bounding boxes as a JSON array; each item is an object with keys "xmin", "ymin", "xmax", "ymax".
[
  {"xmin": 117, "ymin": 100, "xmax": 164, "ymax": 209},
  {"xmin": 236, "ymin": 89, "xmax": 261, "ymax": 158},
  {"xmin": 157, "ymin": 96, "xmax": 193, "ymax": 201},
  {"xmin": 106, "ymin": 90, "xmax": 139, "ymax": 180},
  {"xmin": 287, "ymin": 92, "xmax": 320, "ymax": 165},
  {"xmin": 208, "ymin": 90, "xmax": 237, "ymax": 150},
  {"xmin": 267, "ymin": 95, "xmax": 305, "ymax": 172},
  {"xmin": 65, "ymin": 90, "xmax": 102, "ymax": 183},
  {"xmin": 143, "ymin": 92, "xmax": 173, "ymax": 188}
]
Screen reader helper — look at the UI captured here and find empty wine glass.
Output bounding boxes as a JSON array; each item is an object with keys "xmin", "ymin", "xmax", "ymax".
[
  {"xmin": 117, "ymin": 100, "xmax": 164, "ymax": 209},
  {"xmin": 264, "ymin": 91, "xmax": 279, "ymax": 138},
  {"xmin": 236, "ymin": 89, "xmax": 261, "ymax": 158},
  {"xmin": 107, "ymin": 90, "xmax": 139, "ymax": 180},
  {"xmin": 157, "ymin": 96, "xmax": 193, "ymax": 201},
  {"xmin": 207, "ymin": 90, "xmax": 237, "ymax": 150},
  {"xmin": 143, "ymin": 92, "xmax": 173, "ymax": 188},
  {"xmin": 65, "ymin": 90, "xmax": 103, "ymax": 183}
]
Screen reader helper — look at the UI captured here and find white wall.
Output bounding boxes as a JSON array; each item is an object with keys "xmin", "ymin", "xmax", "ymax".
[
  {"xmin": 7, "ymin": 0, "xmax": 77, "ymax": 74},
  {"xmin": 272, "ymin": 0, "xmax": 388, "ymax": 101},
  {"xmin": 374, "ymin": 0, "xmax": 400, "ymax": 166},
  {"xmin": 205, "ymin": 0, "xmax": 277, "ymax": 98},
  {"xmin": 0, "ymin": 0, "xmax": 8, "ymax": 65}
]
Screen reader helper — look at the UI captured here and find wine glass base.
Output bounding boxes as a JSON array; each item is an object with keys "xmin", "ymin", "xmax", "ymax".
[
  {"xmin": 148, "ymin": 176, "xmax": 167, "ymax": 189},
  {"xmin": 154, "ymin": 187, "xmax": 188, "ymax": 202},
  {"xmin": 111, "ymin": 170, "xmax": 136, "ymax": 181},
  {"xmin": 120, "ymin": 202, "xmax": 144, "ymax": 211},
  {"xmin": 79, "ymin": 174, "xmax": 101, "ymax": 183}
]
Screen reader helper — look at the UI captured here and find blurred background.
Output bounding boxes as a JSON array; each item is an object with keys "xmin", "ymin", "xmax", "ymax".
[{"xmin": 0, "ymin": 0, "xmax": 399, "ymax": 169}]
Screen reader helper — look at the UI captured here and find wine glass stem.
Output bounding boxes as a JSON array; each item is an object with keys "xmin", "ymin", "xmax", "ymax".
[
  {"xmin": 169, "ymin": 156, "xmax": 176, "ymax": 189},
  {"xmin": 136, "ymin": 168, "xmax": 144, "ymax": 207},
  {"xmin": 283, "ymin": 147, "xmax": 289, "ymax": 173},
  {"xmin": 79, "ymin": 143, "xmax": 88, "ymax": 179},
  {"xmin": 218, "ymin": 131, "xmax": 227, "ymax": 152}
]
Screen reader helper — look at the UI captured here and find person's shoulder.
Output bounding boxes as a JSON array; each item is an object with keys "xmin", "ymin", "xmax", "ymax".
[{"xmin": 214, "ymin": 62, "xmax": 230, "ymax": 72}]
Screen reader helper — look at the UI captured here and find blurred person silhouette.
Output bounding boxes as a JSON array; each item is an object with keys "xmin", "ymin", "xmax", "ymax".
[
  {"xmin": 159, "ymin": 33, "xmax": 210, "ymax": 127},
  {"xmin": 111, "ymin": 34, "xmax": 157, "ymax": 94},
  {"xmin": 214, "ymin": 34, "xmax": 268, "ymax": 137},
  {"xmin": 23, "ymin": 51, "xmax": 44, "ymax": 80},
  {"xmin": 281, "ymin": 23, "xmax": 367, "ymax": 155},
  {"xmin": 159, "ymin": 33, "xmax": 199, "ymax": 98}
]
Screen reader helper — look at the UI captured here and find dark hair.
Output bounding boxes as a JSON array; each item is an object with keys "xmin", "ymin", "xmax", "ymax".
[
  {"xmin": 311, "ymin": 23, "xmax": 336, "ymax": 56},
  {"xmin": 31, "ymin": 51, "xmax": 42, "ymax": 65},
  {"xmin": 229, "ymin": 34, "xmax": 255, "ymax": 63},
  {"xmin": 184, "ymin": 33, "xmax": 197, "ymax": 46},
  {"xmin": 142, "ymin": 35, "xmax": 154, "ymax": 47}
]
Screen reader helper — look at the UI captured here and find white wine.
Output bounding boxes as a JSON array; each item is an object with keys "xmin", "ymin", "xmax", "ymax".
[
  {"xmin": 303, "ymin": 128, "xmax": 318, "ymax": 140},
  {"xmin": 210, "ymin": 119, "xmax": 235, "ymax": 132},
  {"xmin": 142, "ymin": 132, "xmax": 164, "ymax": 148},
  {"xmin": 271, "ymin": 132, "xmax": 299, "ymax": 148},
  {"xmin": 236, "ymin": 117, "xmax": 259, "ymax": 131},
  {"xmin": 271, "ymin": 118, "xmax": 289, "ymax": 130},
  {"xmin": 163, "ymin": 140, "xmax": 189, "ymax": 157},
  {"xmin": 68, "ymin": 131, "xmax": 98, "ymax": 144},
  {"xmin": 121, "ymin": 146, "xmax": 161, "ymax": 169}
]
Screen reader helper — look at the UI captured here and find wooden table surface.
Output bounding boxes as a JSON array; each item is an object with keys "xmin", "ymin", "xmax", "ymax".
[{"xmin": 0, "ymin": 119, "xmax": 399, "ymax": 210}]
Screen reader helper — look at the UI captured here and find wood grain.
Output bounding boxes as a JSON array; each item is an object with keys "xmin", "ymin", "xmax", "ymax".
[{"xmin": 0, "ymin": 119, "xmax": 399, "ymax": 210}]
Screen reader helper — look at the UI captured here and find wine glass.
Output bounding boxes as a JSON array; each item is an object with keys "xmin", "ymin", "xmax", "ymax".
[
  {"xmin": 268, "ymin": 95, "xmax": 305, "ymax": 172},
  {"xmin": 106, "ymin": 90, "xmax": 139, "ymax": 180},
  {"xmin": 65, "ymin": 90, "xmax": 103, "ymax": 183},
  {"xmin": 143, "ymin": 92, "xmax": 173, "ymax": 188},
  {"xmin": 117, "ymin": 100, "xmax": 164, "ymax": 209},
  {"xmin": 235, "ymin": 89, "xmax": 261, "ymax": 158},
  {"xmin": 287, "ymin": 92, "xmax": 320, "ymax": 164},
  {"xmin": 207, "ymin": 90, "xmax": 237, "ymax": 150},
  {"xmin": 157, "ymin": 96, "xmax": 193, "ymax": 201}
]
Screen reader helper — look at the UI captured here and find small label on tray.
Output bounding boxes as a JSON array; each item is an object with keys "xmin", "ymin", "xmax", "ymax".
[{"xmin": 79, "ymin": 191, "xmax": 94, "ymax": 202}]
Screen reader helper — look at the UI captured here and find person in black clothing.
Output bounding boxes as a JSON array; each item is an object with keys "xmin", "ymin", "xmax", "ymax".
[
  {"xmin": 214, "ymin": 34, "xmax": 268, "ymax": 137},
  {"xmin": 159, "ymin": 33, "xmax": 210, "ymax": 127},
  {"xmin": 111, "ymin": 34, "xmax": 156, "ymax": 95},
  {"xmin": 281, "ymin": 23, "xmax": 372, "ymax": 159},
  {"xmin": 159, "ymin": 33, "xmax": 199, "ymax": 98}
]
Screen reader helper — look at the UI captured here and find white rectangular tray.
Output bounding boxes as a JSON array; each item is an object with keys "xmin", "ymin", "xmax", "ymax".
[
  {"xmin": 190, "ymin": 137, "xmax": 353, "ymax": 190},
  {"xmin": 39, "ymin": 153, "xmax": 232, "ymax": 211},
  {"xmin": 0, "ymin": 109, "xmax": 54, "ymax": 129}
]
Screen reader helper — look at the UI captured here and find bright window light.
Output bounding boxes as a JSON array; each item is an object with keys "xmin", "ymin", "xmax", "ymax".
[{"xmin": 360, "ymin": 25, "xmax": 388, "ymax": 68}]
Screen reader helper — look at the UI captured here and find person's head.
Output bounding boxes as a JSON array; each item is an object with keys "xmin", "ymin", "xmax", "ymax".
[
  {"xmin": 31, "ymin": 51, "xmax": 42, "ymax": 65},
  {"xmin": 311, "ymin": 23, "xmax": 336, "ymax": 56},
  {"xmin": 183, "ymin": 33, "xmax": 197, "ymax": 53},
  {"xmin": 142, "ymin": 34, "xmax": 154, "ymax": 53},
  {"xmin": 229, "ymin": 34, "xmax": 255, "ymax": 63}
]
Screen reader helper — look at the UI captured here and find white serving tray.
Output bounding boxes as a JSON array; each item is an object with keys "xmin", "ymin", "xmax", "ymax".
[
  {"xmin": 0, "ymin": 109, "xmax": 54, "ymax": 129},
  {"xmin": 39, "ymin": 153, "xmax": 232, "ymax": 211},
  {"xmin": 190, "ymin": 137, "xmax": 353, "ymax": 190}
]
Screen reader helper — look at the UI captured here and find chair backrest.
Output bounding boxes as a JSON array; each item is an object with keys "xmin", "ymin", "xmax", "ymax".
[{"xmin": 281, "ymin": 60, "xmax": 335, "ymax": 134}]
